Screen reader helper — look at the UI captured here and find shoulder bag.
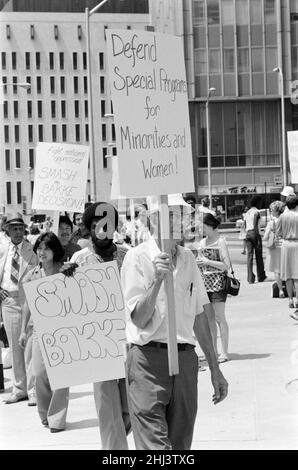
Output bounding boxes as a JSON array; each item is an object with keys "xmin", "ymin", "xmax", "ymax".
[{"xmin": 224, "ymin": 250, "xmax": 240, "ymax": 296}]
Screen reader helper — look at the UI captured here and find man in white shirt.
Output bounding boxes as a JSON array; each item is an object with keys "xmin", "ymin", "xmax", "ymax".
[
  {"xmin": 0, "ymin": 215, "xmax": 37, "ymax": 404},
  {"xmin": 121, "ymin": 202, "xmax": 228, "ymax": 450},
  {"xmin": 244, "ymin": 195, "xmax": 266, "ymax": 284}
]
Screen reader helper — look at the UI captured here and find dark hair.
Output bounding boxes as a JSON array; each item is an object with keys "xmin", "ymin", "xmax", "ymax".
[
  {"xmin": 201, "ymin": 197, "xmax": 210, "ymax": 207},
  {"xmin": 249, "ymin": 195, "xmax": 263, "ymax": 209},
  {"xmin": 30, "ymin": 224, "xmax": 40, "ymax": 235},
  {"xmin": 83, "ymin": 201, "xmax": 119, "ymax": 231},
  {"xmin": 59, "ymin": 215, "xmax": 73, "ymax": 231},
  {"xmin": 203, "ymin": 213, "xmax": 221, "ymax": 229},
  {"xmin": 33, "ymin": 232, "xmax": 65, "ymax": 262},
  {"xmin": 286, "ymin": 194, "xmax": 298, "ymax": 210},
  {"xmin": 72, "ymin": 212, "xmax": 83, "ymax": 225}
]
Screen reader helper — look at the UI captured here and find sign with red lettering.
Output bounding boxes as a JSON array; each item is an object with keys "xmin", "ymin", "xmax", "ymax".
[
  {"xmin": 23, "ymin": 263, "xmax": 126, "ymax": 389},
  {"xmin": 106, "ymin": 30, "xmax": 194, "ymax": 198}
]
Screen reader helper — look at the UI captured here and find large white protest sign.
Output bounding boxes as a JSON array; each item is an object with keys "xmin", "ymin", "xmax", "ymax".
[
  {"xmin": 23, "ymin": 262, "xmax": 126, "ymax": 389},
  {"xmin": 31, "ymin": 142, "xmax": 89, "ymax": 213},
  {"xmin": 106, "ymin": 30, "xmax": 194, "ymax": 198},
  {"xmin": 287, "ymin": 131, "xmax": 298, "ymax": 183}
]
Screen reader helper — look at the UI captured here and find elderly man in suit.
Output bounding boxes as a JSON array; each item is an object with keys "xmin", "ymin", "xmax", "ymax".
[{"xmin": 0, "ymin": 215, "xmax": 37, "ymax": 404}]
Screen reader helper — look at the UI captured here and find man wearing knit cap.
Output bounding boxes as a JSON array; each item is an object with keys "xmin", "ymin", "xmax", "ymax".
[{"xmin": 63, "ymin": 201, "xmax": 130, "ymax": 450}]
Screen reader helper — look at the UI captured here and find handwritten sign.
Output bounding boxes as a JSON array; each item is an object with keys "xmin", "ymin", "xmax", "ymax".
[
  {"xmin": 31, "ymin": 142, "xmax": 89, "ymax": 213},
  {"xmin": 106, "ymin": 30, "xmax": 194, "ymax": 198},
  {"xmin": 23, "ymin": 263, "xmax": 126, "ymax": 389},
  {"xmin": 287, "ymin": 131, "xmax": 298, "ymax": 183}
]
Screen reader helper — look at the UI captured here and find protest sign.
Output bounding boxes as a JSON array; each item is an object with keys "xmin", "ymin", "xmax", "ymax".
[
  {"xmin": 106, "ymin": 30, "xmax": 194, "ymax": 198},
  {"xmin": 31, "ymin": 143, "xmax": 89, "ymax": 213},
  {"xmin": 23, "ymin": 262, "xmax": 126, "ymax": 389},
  {"xmin": 287, "ymin": 131, "xmax": 298, "ymax": 183}
]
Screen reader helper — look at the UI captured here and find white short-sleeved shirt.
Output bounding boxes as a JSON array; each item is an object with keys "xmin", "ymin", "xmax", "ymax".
[{"xmin": 121, "ymin": 237, "xmax": 209, "ymax": 346}]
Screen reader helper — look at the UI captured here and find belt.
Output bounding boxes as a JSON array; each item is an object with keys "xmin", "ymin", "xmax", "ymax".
[{"xmin": 133, "ymin": 341, "xmax": 195, "ymax": 351}]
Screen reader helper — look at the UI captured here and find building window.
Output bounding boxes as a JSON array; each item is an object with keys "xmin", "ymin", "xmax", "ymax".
[
  {"xmin": 15, "ymin": 125, "xmax": 19, "ymax": 143},
  {"xmin": 223, "ymin": 49, "xmax": 235, "ymax": 73},
  {"xmin": 101, "ymin": 100, "xmax": 106, "ymax": 117},
  {"xmin": 102, "ymin": 123, "xmax": 107, "ymax": 141},
  {"xmin": 59, "ymin": 52, "xmax": 64, "ymax": 70},
  {"xmin": 1, "ymin": 52, "xmax": 6, "ymax": 70},
  {"xmin": 103, "ymin": 147, "xmax": 108, "ymax": 168},
  {"xmin": 15, "ymin": 149, "xmax": 21, "ymax": 168},
  {"xmin": 60, "ymin": 76, "xmax": 65, "ymax": 94},
  {"xmin": 84, "ymin": 100, "xmax": 88, "ymax": 117},
  {"xmin": 99, "ymin": 52, "xmax": 104, "ymax": 70},
  {"xmin": 112, "ymin": 123, "xmax": 116, "ymax": 141},
  {"xmin": 75, "ymin": 124, "xmax": 80, "ymax": 142},
  {"xmin": 3, "ymin": 101, "xmax": 8, "ymax": 118},
  {"xmin": 38, "ymin": 124, "xmax": 43, "ymax": 142},
  {"xmin": 85, "ymin": 124, "xmax": 89, "ymax": 142},
  {"xmin": 207, "ymin": 0, "xmax": 219, "ymax": 25},
  {"xmin": 36, "ymin": 52, "xmax": 40, "ymax": 69},
  {"xmin": 2, "ymin": 76, "xmax": 7, "ymax": 94},
  {"xmin": 73, "ymin": 52, "xmax": 78, "ymax": 70},
  {"xmin": 236, "ymin": 0, "xmax": 249, "ymax": 25},
  {"xmin": 50, "ymin": 76, "xmax": 55, "ymax": 94},
  {"xmin": 100, "ymin": 76, "xmax": 105, "ymax": 93},
  {"xmin": 13, "ymin": 101, "xmax": 18, "ymax": 118},
  {"xmin": 28, "ymin": 125, "xmax": 33, "ymax": 142},
  {"xmin": 12, "ymin": 52, "xmax": 17, "ymax": 69},
  {"xmin": 37, "ymin": 100, "xmax": 42, "ymax": 118},
  {"xmin": 51, "ymin": 101, "xmax": 56, "ymax": 118},
  {"xmin": 74, "ymin": 100, "xmax": 79, "ymax": 118},
  {"xmin": 238, "ymin": 48, "xmax": 249, "ymax": 73},
  {"xmin": 49, "ymin": 52, "xmax": 54, "ymax": 70},
  {"xmin": 83, "ymin": 76, "xmax": 88, "ymax": 93},
  {"xmin": 36, "ymin": 76, "xmax": 41, "ymax": 94},
  {"xmin": 74, "ymin": 76, "xmax": 79, "ymax": 94},
  {"xmin": 252, "ymin": 48, "xmax": 264, "ymax": 72},
  {"xmin": 62, "ymin": 124, "xmax": 67, "ymax": 142},
  {"xmin": 4, "ymin": 125, "xmax": 9, "ymax": 143},
  {"xmin": 29, "ymin": 148, "xmax": 34, "ymax": 168},
  {"xmin": 193, "ymin": 0, "xmax": 205, "ymax": 25},
  {"xmin": 265, "ymin": 0, "xmax": 276, "ymax": 23},
  {"xmin": 25, "ymin": 76, "xmax": 31, "ymax": 94},
  {"xmin": 25, "ymin": 52, "xmax": 30, "ymax": 70},
  {"xmin": 5, "ymin": 149, "xmax": 10, "ymax": 170},
  {"xmin": 209, "ymin": 49, "xmax": 221, "ymax": 73},
  {"xmin": 6, "ymin": 182, "xmax": 11, "ymax": 204},
  {"xmin": 61, "ymin": 100, "xmax": 66, "ymax": 118},
  {"xmin": 83, "ymin": 52, "xmax": 87, "ymax": 70},
  {"xmin": 52, "ymin": 124, "xmax": 57, "ymax": 142},
  {"xmin": 12, "ymin": 76, "xmax": 17, "ymax": 94},
  {"xmin": 250, "ymin": 0, "xmax": 262, "ymax": 25},
  {"xmin": 16, "ymin": 182, "xmax": 22, "ymax": 204},
  {"xmin": 194, "ymin": 49, "xmax": 207, "ymax": 74},
  {"xmin": 27, "ymin": 101, "xmax": 32, "ymax": 118},
  {"xmin": 112, "ymin": 147, "xmax": 117, "ymax": 156}
]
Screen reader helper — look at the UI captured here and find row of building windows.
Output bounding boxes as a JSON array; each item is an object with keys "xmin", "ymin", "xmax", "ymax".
[
  {"xmin": 5, "ymin": 148, "xmax": 35, "ymax": 170},
  {"xmin": 6, "ymin": 181, "xmax": 23, "ymax": 205},
  {"xmin": 1, "ymin": 51, "xmax": 105, "ymax": 71}
]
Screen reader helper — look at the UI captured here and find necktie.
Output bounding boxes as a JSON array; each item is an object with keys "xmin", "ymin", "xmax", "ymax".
[{"xmin": 10, "ymin": 246, "xmax": 20, "ymax": 285}]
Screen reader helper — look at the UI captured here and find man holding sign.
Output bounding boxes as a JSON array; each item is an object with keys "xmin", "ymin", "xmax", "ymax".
[{"xmin": 121, "ymin": 200, "xmax": 228, "ymax": 450}]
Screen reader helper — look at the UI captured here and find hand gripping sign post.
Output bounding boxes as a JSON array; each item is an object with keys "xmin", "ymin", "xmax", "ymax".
[{"xmin": 106, "ymin": 30, "xmax": 195, "ymax": 375}]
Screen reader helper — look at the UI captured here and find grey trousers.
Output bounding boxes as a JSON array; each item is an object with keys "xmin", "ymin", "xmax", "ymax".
[
  {"xmin": 93, "ymin": 378, "xmax": 131, "ymax": 450},
  {"xmin": 33, "ymin": 333, "xmax": 69, "ymax": 429},
  {"xmin": 2, "ymin": 294, "xmax": 35, "ymax": 397},
  {"xmin": 126, "ymin": 344, "xmax": 199, "ymax": 450}
]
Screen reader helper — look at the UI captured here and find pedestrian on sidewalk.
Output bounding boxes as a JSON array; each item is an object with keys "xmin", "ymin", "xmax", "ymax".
[
  {"xmin": 263, "ymin": 201, "xmax": 285, "ymax": 298},
  {"xmin": 121, "ymin": 199, "xmax": 228, "ymax": 450},
  {"xmin": 62, "ymin": 202, "xmax": 131, "ymax": 450},
  {"xmin": 197, "ymin": 214, "xmax": 231, "ymax": 363},
  {"xmin": 239, "ymin": 207, "xmax": 248, "ymax": 255},
  {"xmin": 276, "ymin": 194, "xmax": 298, "ymax": 321},
  {"xmin": 244, "ymin": 195, "xmax": 267, "ymax": 284},
  {"xmin": 19, "ymin": 232, "xmax": 70, "ymax": 433},
  {"xmin": 0, "ymin": 214, "xmax": 37, "ymax": 405}
]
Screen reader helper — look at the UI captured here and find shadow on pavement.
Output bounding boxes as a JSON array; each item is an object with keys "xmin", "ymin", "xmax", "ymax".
[
  {"xmin": 229, "ymin": 353, "xmax": 271, "ymax": 361},
  {"xmin": 66, "ymin": 418, "xmax": 98, "ymax": 430}
]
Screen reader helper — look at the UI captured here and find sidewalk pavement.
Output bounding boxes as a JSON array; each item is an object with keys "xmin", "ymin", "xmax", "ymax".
[{"xmin": 0, "ymin": 262, "xmax": 298, "ymax": 450}]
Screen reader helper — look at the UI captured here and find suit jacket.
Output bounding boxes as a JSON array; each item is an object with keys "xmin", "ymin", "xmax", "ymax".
[{"xmin": 0, "ymin": 238, "xmax": 38, "ymax": 311}]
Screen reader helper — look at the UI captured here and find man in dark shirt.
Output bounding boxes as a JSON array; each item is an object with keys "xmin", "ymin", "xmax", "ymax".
[{"xmin": 58, "ymin": 215, "xmax": 81, "ymax": 262}]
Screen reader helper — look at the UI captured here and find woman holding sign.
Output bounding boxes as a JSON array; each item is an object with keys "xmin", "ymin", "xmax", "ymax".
[{"xmin": 19, "ymin": 233, "xmax": 70, "ymax": 433}]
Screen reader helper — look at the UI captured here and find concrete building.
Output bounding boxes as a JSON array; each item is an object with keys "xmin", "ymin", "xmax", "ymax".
[{"xmin": 0, "ymin": 0, "xmax": 149, "ymax": 218}]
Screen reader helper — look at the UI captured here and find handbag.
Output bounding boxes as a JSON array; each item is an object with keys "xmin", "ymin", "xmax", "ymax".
[
  {"xmin": 224, "ymin": 256, "xmax": 240, "ymax": 296},
  {"xmin": 0, "ymin": 323, "xmax": 9, "ymax": 348}
]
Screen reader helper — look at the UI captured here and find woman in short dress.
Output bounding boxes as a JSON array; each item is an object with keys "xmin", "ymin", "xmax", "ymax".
[
  {"xmin": 276, "ymin": 194, "xmax": 298, "ymax": 320},
  {"xmin": 263, "ymin": 201, "xmax": 284, "ymax": 298},
  {"xmin": 197, "ymin": 214, "xmax": 231, "ymax": 362}
]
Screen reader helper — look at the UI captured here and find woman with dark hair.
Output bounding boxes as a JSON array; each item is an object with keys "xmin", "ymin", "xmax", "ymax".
[
  {"xmin": 197, "ymin": 214, "xmax": 231, "ymax": 362},
  {"xmin": 244, "ymin": 195, "xmax": 266, "ymax": 284},
  {"xmin": 276, "ymin": 194, "xmax": 298, "ymax": 320},
  {"xmin": 18, "ymin": 233, "xmax": 69, "ymax": 433}
]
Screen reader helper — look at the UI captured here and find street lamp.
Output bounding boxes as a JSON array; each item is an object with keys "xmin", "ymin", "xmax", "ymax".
[
  {"xmin": 206, "ymin": 87, "xmax": 216, "ymax": 211},
  {"xmin": 86, "ymin": 0, "xmax": 109, "ymax": 203},
  {"xmin": 273, "ymin": 66, "xmax": 287, "ymax": 187}
]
